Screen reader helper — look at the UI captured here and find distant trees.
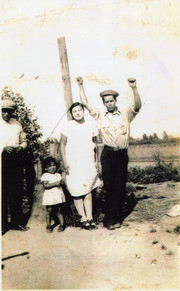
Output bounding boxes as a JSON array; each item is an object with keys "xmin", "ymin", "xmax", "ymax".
[
  {"xmin": 163, "ymin": 131, "xmax": 168, "ymax": 140},
  {"xmin": 129, "ymin": 132, "xmax": 179, "ymax": 145},
  {"xmin": 149, "ymin": 135, "xmax": 153, "ymax": 141},
  {"xmin": 142, "ymin": 133, "xmax": 158, "ymax": 143},
  {"xmin": 153, "ymin": 133, "xmax": 158, "ymax": 140},
  {"xmin": 142, "ymin": 133, "xmax": 148, "ymax": 141}
]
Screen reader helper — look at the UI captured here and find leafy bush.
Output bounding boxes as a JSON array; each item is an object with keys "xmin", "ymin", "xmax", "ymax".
[{"xmin": 128, "ymin": 154, "xmax": 180, "ymax": 184}]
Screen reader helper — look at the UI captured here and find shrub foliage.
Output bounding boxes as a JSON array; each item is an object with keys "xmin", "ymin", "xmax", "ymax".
[{"xmin": 128, "ymin": 154, "xmax": 180, "ymax": 184}]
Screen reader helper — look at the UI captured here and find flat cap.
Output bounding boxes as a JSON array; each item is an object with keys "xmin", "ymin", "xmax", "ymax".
[
  {"xmin": 1, "ymin": 99, "xmax": 16, "ymax": 110},
  {"xmin": 100, "ymin": 90, "xmax": 119, "ymax": 98}
]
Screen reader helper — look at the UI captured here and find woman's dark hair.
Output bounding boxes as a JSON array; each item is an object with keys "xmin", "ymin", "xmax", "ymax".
[
  {"xmin": 41, "ymin": 156, "xmax": 59, "ymax": 173},
  {"xmin": 69, "ymin": 102, "xmax": 84, "ymax": 119}
]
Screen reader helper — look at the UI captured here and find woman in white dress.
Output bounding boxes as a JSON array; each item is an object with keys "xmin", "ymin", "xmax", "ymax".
[{"xmin": 60, "ymin": 102, "xmax": 100, "ymax": 230}]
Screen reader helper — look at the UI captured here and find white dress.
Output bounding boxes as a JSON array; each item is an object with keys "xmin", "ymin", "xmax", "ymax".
[
  {"xmin": 61, "ymin": 119, "xmax": 101, "ymax": 197},
  {"xmin": 41, "ymin": 172, "xmax": 66, "ymax": 205}
]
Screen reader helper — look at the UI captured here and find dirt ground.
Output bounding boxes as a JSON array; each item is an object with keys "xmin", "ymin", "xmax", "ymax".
[{"xmin": 2, "ymin": 182, "xmax": 180, "ymax": 290}]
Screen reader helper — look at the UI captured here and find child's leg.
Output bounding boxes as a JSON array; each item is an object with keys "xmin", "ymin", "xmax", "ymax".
[
  {"xmin": 46, "ymin": 206, "xmax": 52, "ymax": 228},
  {"xmin": 51, "ymin": 206, "xmax": 59, "ymax": 224},
  {"xmin": 83, "ymin": 193, "xmax": 93, "ymax": 221},
  {"xmin": 56, "ymin": 204, "xmax": 66, "ymax": 232},
  {"xmin": 73, "ymin": 197, "xmax": 87, "ymax": 222},
  {"xmin": 56, "ymin": 205, "xmax": 64, "ymax": 227}
]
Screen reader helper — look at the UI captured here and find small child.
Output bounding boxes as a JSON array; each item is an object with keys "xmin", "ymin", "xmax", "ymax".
[{"xmin": 41, "ymin": 156, "xmax": 66, "ymax": 233}]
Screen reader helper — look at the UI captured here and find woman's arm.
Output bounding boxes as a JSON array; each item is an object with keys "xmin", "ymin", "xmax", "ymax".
[{"xmin": 60, "ymin": 133, "xmax": 70, "ymax": 174}]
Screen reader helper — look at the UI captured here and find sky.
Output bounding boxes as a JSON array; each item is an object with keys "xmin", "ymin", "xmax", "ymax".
[{"xmin": 1, "ymin": 0, "xmax": 180, "ymax": 140}]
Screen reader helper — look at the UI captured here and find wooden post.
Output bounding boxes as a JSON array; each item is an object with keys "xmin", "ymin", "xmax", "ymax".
[{"xmin": 57, "ymin": 37, "xmax": 73, "ymax": 120}]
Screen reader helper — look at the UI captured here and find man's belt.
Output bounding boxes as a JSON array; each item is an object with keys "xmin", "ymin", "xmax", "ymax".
[{"xmin": 104, "ymin": 145, "xmax": 127, "ymax": 152}]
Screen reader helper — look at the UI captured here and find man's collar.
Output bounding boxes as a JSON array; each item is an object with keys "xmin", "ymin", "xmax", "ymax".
[{"xmin": 105, "ymin": 107, "xmax": 121, "ymax": 116}]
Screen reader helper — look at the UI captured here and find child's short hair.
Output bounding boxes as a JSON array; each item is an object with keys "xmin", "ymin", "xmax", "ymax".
[{"xmin": 41, "ymin": 156, "xmax": 59, "ymax": 173}]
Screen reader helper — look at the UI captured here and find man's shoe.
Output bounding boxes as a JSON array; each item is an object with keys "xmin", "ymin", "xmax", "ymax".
[
  {"xmin": 106, "ymin": 222, "xmax": 121, "ymax": 230},
  {"xmin": 1, "ymin": 229, "xmax": 7, "ymax": 235},
  {"xmin": 113, "ymin": 222, "xmax": 121, "ymax": 229},
  {"xmin": 13, "ymin": 225, "xmax": 30, "ymax": 231},
  {"xmin": 103, "ymin": 219, "xmax": 115, "ymax": 228},
  {"xmin": 106, "ymin": 224, "xmax": 116, "ymax": 230}
]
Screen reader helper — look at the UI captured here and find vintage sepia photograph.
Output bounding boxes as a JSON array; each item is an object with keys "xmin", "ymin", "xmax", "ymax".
[{"xmin": 1, "ymin": 0, "xmax": 180, "ymax": 289}]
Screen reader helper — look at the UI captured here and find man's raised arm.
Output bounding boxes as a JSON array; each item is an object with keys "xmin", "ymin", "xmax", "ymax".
[
  {"xmin": 127, "ymin": 78, "xmax": 142, "ymax": 112},
  {"xmin": 76, "ymin": 77, "xmax": 93, "ymax": 113}
]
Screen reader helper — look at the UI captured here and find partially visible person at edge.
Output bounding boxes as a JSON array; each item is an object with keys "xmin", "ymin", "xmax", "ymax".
[
  {"xmin": 1, "ymin": 99, "xmax": 29, "ymax": 234},
  {"xmin": 76, "ymin": 76, "xmax": 142, "ymax": 230},
  {"xmin": 60, "ymin": 102, "xmax": 101, "ymax": 230}
]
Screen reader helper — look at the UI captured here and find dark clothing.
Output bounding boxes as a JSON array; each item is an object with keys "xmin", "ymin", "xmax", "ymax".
[
  {"xmin": 101, "ymin": 146, "xmax": 128, "ymax": 225},
  {"xmin": 2, "ymin": 150, "xmax": 24, "ymax": 231}
]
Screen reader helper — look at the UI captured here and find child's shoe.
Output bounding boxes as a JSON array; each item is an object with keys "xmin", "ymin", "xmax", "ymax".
[
  {"xmin": 57, "ymin": 225, "xmax": 65, "ymax": 232},
  {"xmin": 46, "ymin": 225, "xmax": 52, "ymax": 233}
]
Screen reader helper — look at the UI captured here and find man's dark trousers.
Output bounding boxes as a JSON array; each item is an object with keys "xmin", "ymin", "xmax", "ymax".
[
  {"xmin": 101, "ymin": 146, "xmax": 128, "ymax": 225},
  {"xmin": 2, "ymin": 151, "xmax": 24, "ymax": 232}
]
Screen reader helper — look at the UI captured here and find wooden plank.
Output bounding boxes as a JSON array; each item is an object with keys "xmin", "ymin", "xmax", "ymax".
[{"xmin": 57, "ymin": 37, "xmax": 73, "ymax": 120}]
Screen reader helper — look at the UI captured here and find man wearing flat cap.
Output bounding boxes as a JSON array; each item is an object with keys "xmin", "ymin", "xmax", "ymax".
[
  {"xmin": 76, "ymin": 77, "xmax": 142, "ymax": 230},
  {"xmin": 1, "ymin": 99, "xmax": 29, "ymax": 234}
]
